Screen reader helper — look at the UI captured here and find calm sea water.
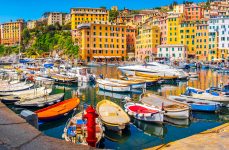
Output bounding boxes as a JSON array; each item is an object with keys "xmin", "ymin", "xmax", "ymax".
[{"xmin": 8, "ymin": 66, "xmax": 229, "ymax": 149}]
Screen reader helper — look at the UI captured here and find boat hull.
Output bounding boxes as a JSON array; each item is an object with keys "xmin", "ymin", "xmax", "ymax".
[{"xmin": 164, "ymin": 109, "xmax": 190, "ymax": 119}]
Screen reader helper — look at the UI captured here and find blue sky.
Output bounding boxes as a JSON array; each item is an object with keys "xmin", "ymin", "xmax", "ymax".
[{"xmin": 0, "ymin": 0, "xmax": 206, "ymax": 23}]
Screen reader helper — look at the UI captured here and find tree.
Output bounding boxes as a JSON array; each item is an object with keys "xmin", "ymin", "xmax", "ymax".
[
  {"xmin": 109, "ymin": 10, "xmax": 119, "ymax": 22},
  {"xmin": 22, "ymin": 28, "xmax": 30, "ymax": 45}
]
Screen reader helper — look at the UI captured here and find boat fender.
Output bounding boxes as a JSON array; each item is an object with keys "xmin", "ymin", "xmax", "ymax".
[
  {"xmin": 64, "ymin": 113, "xmax": 68, "ymax": 116},
  {"xmin": 128, "ymin": 111, "xmax": 133, "ymax": 116}
]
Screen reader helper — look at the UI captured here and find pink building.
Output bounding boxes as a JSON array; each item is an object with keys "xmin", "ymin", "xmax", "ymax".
[
  {"xmin": 158, "ymin": 16, "xmax": 167, "ymax": 45},
  {"xmin": 185, "ymin": 4, "xmax": 203, "ymax": 21}
]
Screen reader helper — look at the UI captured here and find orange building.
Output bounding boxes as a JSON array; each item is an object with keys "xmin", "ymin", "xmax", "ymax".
[
  {"xmin": 185, "ymin": 4, "xmax": 203, "ymax": 21},
  {"xmin": 0, "ymin": 20, "xmax": 23, "ymax": 46},
  {"xmin": 74, "ymin": 22, "xmax": 130, "ymax": 62},
  {"xmin": 126, "ymin": 26, "xmax": 136, "ymax": 53}
]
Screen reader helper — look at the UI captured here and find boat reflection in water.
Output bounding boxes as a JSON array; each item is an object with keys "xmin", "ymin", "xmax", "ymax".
[
  {"xmin": 192, "ymin": 111, "xmax": 220, "ymax": 122},
  {"xmin": 97, "ymin": 89, "xmax": 132, "ymax": 99},
  {"xmin": 219, "ymin": 107, "xmax": 229, "ymax": 122},
  {"xmin": 131, "ymin": 118, "xmax": 166, "ymax": 138},
  {"xmin": 164, "ymin": 116, "xmax": 190, "ymax": 127},
  {"xmin": 103, "ymin": 128, "xmax": 131, "ymax": 144}
]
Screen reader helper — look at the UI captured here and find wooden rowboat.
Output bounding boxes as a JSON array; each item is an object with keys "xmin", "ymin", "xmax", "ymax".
[
  {"xmin": 0, "ymin": 83, "xmax": 34, "ymax": 92},
  {"xmin": 140, "ymin": 93, "xmax": 190, "ymax": 119},
  {"xmin": 35, "ymin": 97, "xmax": 80, "ymax": 121},
  {"xmin": 97, "ymin": 79, "xmax": 131, "ymax": 92},
  {"xmin": 124, "ymin": 102, "xmax": 164, "ymax": 123},
  {"xmin": 105, "ymin": 78, "xmax": 146, "ymax": 89},
  {"xmin": 51, "ymin": 74, "xmax": 77, "ymax": 83},
  {"xmin": 63, "ymin": 112, "xmax": 103, "ymax": 146},
  {"xmin": 15, "ymin": 93, "xmax": 64, "ymax": 107},
  {"xmin": 96, "ymin": 100, "xmax": 130, "ymax": 132}
]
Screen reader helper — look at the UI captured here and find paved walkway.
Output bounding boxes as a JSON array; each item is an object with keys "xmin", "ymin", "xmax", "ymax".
[
  {"xmin": 148, "ymin": 123, "xmax": 229, "ymax": 150},
  {"xmin": 0, "ymin": 102, "xmax": 91, "ymax": 150}
]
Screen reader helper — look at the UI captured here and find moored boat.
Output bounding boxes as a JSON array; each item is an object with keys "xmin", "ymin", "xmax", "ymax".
[
  {"xmin": 105, "ymin": 78, "xmax": 146, "ymax": 89},
  {"xmin": 124, "ymin": 102, "xmax": 164, "ymax": 123},
  {"xmin": 96, "ymin": 100, "xmax": 130, "ymax": 132},
  {"xmin": 15, "ymin": 93, "xmax": 64, "ymax": 107},
  {"xmin": 63, "ymin": 111, "xmax": 103, "ymax": 146},
  {"xmin": 51, "ymin": 74, "xmax": 77, "ymax": 83},
  {"xmin": 35, "ymin": 97, "xmax": 80, "ymax": 121},
  {"xmin": 136, "ymin": 71, "xmax": 178, "ymax": 80},
  {"xmin": 140, "ymin": 93, "xmax": 190, "ymax": 119},
  {"xmin": 168, "ymin": 95, "xmax": 221, "ymax": 112},
  {"xmin": 97, "ymin": 79, "xmax": 131, "ymax": 92}
]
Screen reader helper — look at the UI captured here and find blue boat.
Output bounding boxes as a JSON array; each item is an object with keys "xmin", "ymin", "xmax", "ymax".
[
  {"xmin": 168, "ymin": 95, "xmax": 221, "ymax": 112},
  {"xmin": 201, "ymin": 65, "xmax": 209, "ymax": 70},
  {"xmin": 44, "ymin": 63, "xmax": 54, "ymax": 68}
]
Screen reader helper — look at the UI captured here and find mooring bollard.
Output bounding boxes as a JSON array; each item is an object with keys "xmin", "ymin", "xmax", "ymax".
[{"xmin": 20, "ymin": 110, "xmax": 38, "ymax": 129}]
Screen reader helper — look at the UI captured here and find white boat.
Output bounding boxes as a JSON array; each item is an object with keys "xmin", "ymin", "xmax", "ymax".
[
  {"xmin": 189, "ymin": 72, "xmax": 198, "ymax": 78},
  {"xmin": 118, "ymin": 62, "xmax": 189, "ymax": 79},
  {"xmin": 192, "ymin": 92, "xmax": 229, "ymax": 106},
  {"xmin": 124, "ymin": 102, "xmax": 164, "ymax": 123},
  {"xmin": 140, "ymin": 94, "xmax": 190, "ymax": 119},
  {"xmin": 15, "ymin": 93, "xmax": 64, "ymax": 107},
  {"xmin": 0, "ymin": 83, "xmax": 34, "ymax": 92},
  {"xmin": 97, "ymin": 89, "xmax": 131, "ymax": 99},
  {"xmin": 97, "ymin": 79, "xmax": 131, "ymax": 92},
  {"xmin": 67, "ymin": 67, "xmax": 96, "ymax": 82},
  {"xmin": 0, "ymin": 87, "xmax": 48, "ymax": 96},
  {"xmin": 105, "ymin": 78, "xmax": 146, "ymax": 89}
]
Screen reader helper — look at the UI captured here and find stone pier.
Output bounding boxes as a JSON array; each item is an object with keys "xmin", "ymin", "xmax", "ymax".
[{"xmin": 0, "ymin": 102, "xmax": 91, "ymax": 150}]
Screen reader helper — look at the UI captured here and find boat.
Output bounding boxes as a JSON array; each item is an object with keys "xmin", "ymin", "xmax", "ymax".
[
  {"xmin": 119, "ymin": 75, "xmax": 160, "ymax": 86},
  {"xmin": 105, "ymin": 78, "xmax": 146, "ymax": 89},
  {"xmin": 51, "ymin": 74, "xmax": 77, "ymax": 83},
  {"xmin": 87, "ymin": 62, "xmax": 102, "ymax": 67},
  {"xmin": 35, "ymin": 97, "xmax": 80, "ymax": 121},
  {"xmin": 0, "ymin": 83, "xmax": 34, "ymax": 93},
  {"xmin": 67, "ymin": 67, "xmax": 96, "ymax": 83},
  {"xmin": 118, "ymin": 62, "xmax": 189, "ymax": 79},
  {"xmin": 0, "ymin": 88, "xmax": 52, "ymax": 103},
  {"xmin": 63, "ymin": 111, "xmax": 103, "ymax": 146},
  {"xmin": 97, "ymin": 79, "xmax": 131, "ymax": 92},
  {"xmin": 168, "ymin": 95, "xmax": 221, "ymax": 112},
  {"xmin": 124, "ymin": 102, "xmax": 164, "ymax": 123},
  {"xmin": 15, "ymin": 93, "xmax": 64, "ymax": 107},
  {"xmin": 136, "ymin": 71, "xmax": 178, "ymax": 80},
  {"xmin": 96, "ymin": 100, "xmax": 130, "ymax": 132},
  {"xmin": 192, "ymin": 92, "xmax": 229, "ymax": 106},
  {"xmin": 140, "ymin": 93, "xmax": 190, "ymax": 119},
  {"xmin": 0, "ymin": 86, "xmax": 48, "ymax": 96}
]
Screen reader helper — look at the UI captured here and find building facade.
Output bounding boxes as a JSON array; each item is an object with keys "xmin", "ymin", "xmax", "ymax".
[
  {"xmin": 0, "ymin": 20, "xmax": 23, "ymax": 46},
  {"xmin": 75, "ymin": 22, "xmax": 128, "ymax": 62},
  {"xmin": 173, "ymin": 4, "xmax": 185, "ymax": 13},
  {"xmin": 180, "ymin": 21, "xmax": 196, "ymax": 58},
  {"xmin": 135, "ymin": 25, "xmax": 160, "ymax": 61},
  {"xmin": 27, "ymin": 20, "xmax": 37, "ymax": 29},
  {"xmin": 196, "ymin": 19, "xmax": 209, "ymax": 61},
  {"xmin": 71, "ymin": 8, "xmax": 109, "ymax": 30},
  {"xmin": 47, "ymin": 12, "xmax": 67, "ymax": 26},
  {"xmin": 209, "ymin": 16, "xmax": 229, "ymax": 61},
  {"xmin": 185, "ymin": 4, "xmax": 204, "ymax": 21},
  {"xmin": 126, "ymin": 26, "xmax": 136, "ymax": 53},
  {"xmin": 167, "ymin": 13, "xmax": 182, "ymax": 45},
  {"xmin": 157, "ymin": 44, "xmax": 187, "ymax": 60}
]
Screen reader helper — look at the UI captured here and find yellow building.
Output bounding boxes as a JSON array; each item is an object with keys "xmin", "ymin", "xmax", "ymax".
[
  {"xmin": 27, "ymin": 20, "xmax": 37, "ymax": 29},
  {"xmin": 208, "ymin": 31, "xmax": 218, "ymax": 61},
  {"xmin": 135, "ymin": 24, "xmax": 160, "ymax": 61},
  {"xmin": 167, "ymin": 13, "xmax": 182, "ymax": 45},
  {"xmin": 0, "ymin": 20, "xmax": 23, "ymax": 46},
  {"xmin": 196, "ymin": 19, "xmax": 209, "ymax": 61},
  {"xmin": 75, "ymin": 22, "xmax": 128, "ymax": 62},
  {"xmin": 180, "ymin": 21, "xmax": 196, "ymax": 58},
  {"xmin": 71, "ymin": 8, "xmax": 109, "ymax": 30}
]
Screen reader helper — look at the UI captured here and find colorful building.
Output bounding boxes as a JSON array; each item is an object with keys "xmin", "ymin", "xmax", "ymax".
[
  {"xmin": 196, "ymin": 19, "xmax": 209, "ymax": 61},
  {"xmin": 45, "ymin": 12, "xmax": 67, "ymax": 26},
  {"xmin": 126, "ymin": 26, "xmax": 136, "ymax": 53},
  {"xmin": 180, "ymin": 21, "xmax": 196, "ymax": 58},
  {"xmin": 173, "ymin": 4, "xmax": 185, "ymax": 13},
  {"xmin": 27, "ymin": 20, "xmax": 37, "ymax": 29},
  {"xmin": 209, "ymin": 16, "xmax": 229, "ymax": 61},
  {"xmin": 135, "ymin": 25, "xmax": 160, "ymax": 61},
  {"xmin": 75, "ymin": 22, "xmax": 128, "ymax": 62},
  {"xmin": 71, "ymin": 8, "xmax": 109, "ymax": 30},
  {"xmin": 0, "ymin": 20, "xmax": 23, "ymax": 46},
  {"xmin": 184, "ymin": 3, "xmax": 203, "ymax": 21},
  {"xmin": 157, "ymin": 44, "xmax": 187, "ymax": 60},
  {"xmin": 167, "ymin": 12, "xmax": 182, "ymax": 45}
]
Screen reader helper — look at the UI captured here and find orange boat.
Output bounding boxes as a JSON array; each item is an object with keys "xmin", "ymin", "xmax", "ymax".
[{"xmin": 35, "ymin": 97, "xmax": 80, "ymax": 121}]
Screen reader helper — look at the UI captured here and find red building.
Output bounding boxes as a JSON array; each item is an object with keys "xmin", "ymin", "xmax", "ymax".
[
  {"xmin": 185, "ymin": 4, "xmax": 203, "ymax": 21},
  {"xmin": 126, "ymin": 26, "xmax": 136, "ymax": 53}
]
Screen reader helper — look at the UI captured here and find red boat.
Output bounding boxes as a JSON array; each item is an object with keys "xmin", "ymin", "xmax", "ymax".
[{"xmin": 35, "ymin": 97, "xmax": 80, "ymax": 121}]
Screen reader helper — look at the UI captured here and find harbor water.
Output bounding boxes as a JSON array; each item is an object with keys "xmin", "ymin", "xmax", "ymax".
[{"xmin": 7, "ymin": 66, "xmax": 229, "ymax": 149}]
